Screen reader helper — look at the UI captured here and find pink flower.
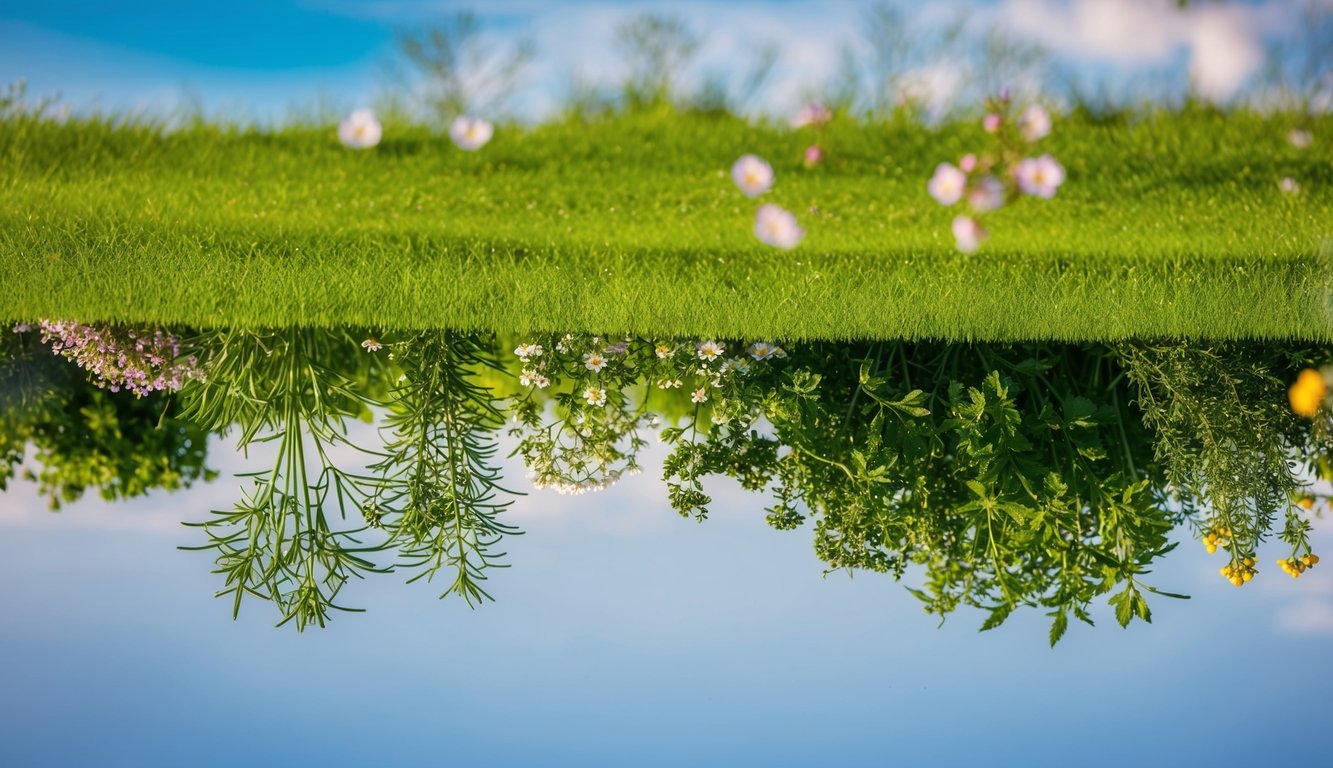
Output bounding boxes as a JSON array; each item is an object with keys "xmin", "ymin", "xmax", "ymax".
[
  {"xmin": 1014, "ymin": 154, "xmax": 1065, "ymax": 199},
  {"xmin": 959, "ymin": 153, "xmax": 977, "ymax": 173},
  {"xmin": 951, "ymin": 216, "xmax": 987, "ymax": 254},
  {"xmin": 802, "ymin": 145, "xmax": 823, "ymax": 168},
  {"xmin": 337, "ymin": 109, "xmax": 382, "ymax": 149},
  {"xmin": 967, "ymin": 175, "xmax": 1005, "ymax": 213},
  {"xmin": 449, "ymin": 116, "xmax": 493, "ymax": 151},
  {"xmin": 1019, "ymin": 105, "xmax": 1051, "ymax": 142},
  {"xmin": 927, "ymin": 162, "xmax": 967, "ymax": 205},
  {"xmin": 983, "ymin": 113, "xmax": 1002, "ymax": 133},
  {"xmin": 732, "ymin": 154, "xmax": 774, "ymax": 198},
  {"xmin": 754, "ymin": 204, "xmax": 804, "ymax": 249}
]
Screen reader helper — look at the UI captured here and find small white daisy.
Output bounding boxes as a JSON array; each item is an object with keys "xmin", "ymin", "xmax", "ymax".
[
  {"xmin": 338, "ymin": 109, "xmax": 382, "ymax": 149},
  {"xmin": 450, "ymin": 116, "xmax": 493, "ymax": 151},
  {"xmin": 583, "ymin": 386, "xmax": 607, "ymax": 407},
  {"xmin": 697, "ymin": 340, "xmax": 726, "ymax": 361},
  {"xmin": 583, "ymin": 351, "xmax": 607, "ymax": 372}
]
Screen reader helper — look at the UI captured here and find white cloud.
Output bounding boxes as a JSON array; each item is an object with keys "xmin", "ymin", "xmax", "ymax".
[
  {"xmin": 990, "ymin": 0, "xmax": 1288, "ymax": 102},
  {"xmin": 1277, "ymin": 597, "xmax": 1333, "ymax": 635}
]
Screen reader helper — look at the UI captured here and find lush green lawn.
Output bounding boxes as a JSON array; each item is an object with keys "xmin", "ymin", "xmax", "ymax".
[{"xmin": 1, "ymin": 110, "xmax": 1330, "ymax": 340}]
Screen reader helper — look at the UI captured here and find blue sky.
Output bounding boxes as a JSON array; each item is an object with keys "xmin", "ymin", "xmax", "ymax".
[
  {"xmin": 3, "ymin": 429, "xmax": 1333, "ymax": 766},
  {"xmin": 0, "ymin": 1, "xmax": 1325, "ymax": 121}
]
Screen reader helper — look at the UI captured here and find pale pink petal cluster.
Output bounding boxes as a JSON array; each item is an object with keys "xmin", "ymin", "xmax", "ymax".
[
  {"xmin": 449, "ymin": 116, "xmax": 493, "ymax": 151},
  {"xmin": 1019, "ymin": 105, "xmax": 1051, "ymax": 142},
  {"xmin": 951, "ymin": 216, "xmax": 987, "ymax": 254},
  {"xmin": 338, "ymin": 109, "xmax": 382, "ymax": 149},
  {"xmin": 36, "ymin": 321, "xmax": 201, "ymax": 397},
  {"xmin": 754, "ymin": 204, "xmax": 804, "ymax": 249},
  {"xmin": 927, "ymin": 163, "xmax": 967, "ymax": 205},
  {"xmin": 731, "ymin": 154, "xmax": 774, "ymax": 198},
  {"xmin": 967, "ymin": 175, "xmax": 1005, "ymax": 213},
  {"xmin": 1014, "ymin": 154, "xmax": 1065, "ymax": 199}
]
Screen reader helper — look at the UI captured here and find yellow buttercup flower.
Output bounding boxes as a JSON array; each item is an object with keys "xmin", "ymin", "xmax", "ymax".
[{"xmin": 1289, "ymin": 368, "xmax": 1327, "ymax": 418}]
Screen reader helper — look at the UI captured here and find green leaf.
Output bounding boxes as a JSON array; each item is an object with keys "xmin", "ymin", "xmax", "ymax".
[
  {"xmin": 980, "ymin": 603, "xmax": 1014, "ymax": 632},
  {"xmin": 1049, "ymin": 611, "xmax": 1069, "ymax": 647}
]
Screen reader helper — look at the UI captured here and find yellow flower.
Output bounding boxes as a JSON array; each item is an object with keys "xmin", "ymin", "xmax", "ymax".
[{"xmin": 1289, "ymin": 368, "xmax": 1327, "ymax": 418}]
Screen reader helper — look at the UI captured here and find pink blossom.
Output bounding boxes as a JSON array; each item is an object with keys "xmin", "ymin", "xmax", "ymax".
[
  {"xmin": 983, "ymin": 113, "xmax": 1002, "ymax": 133},
  {"xmin": 951, "ymin": 216, "xmax": 988, "ymax": 254},
  {"xmin": 967, "ymin": 175, "xmax": 1005, "ymax": 213},
  {"xmin": 1014, "ymin": 154, "xmax": 1065, "ymax": 199},
  {"xmin": 802, "ymin": 145, "xmax": 823, "ymax": 168},
  {"xmin": 927, "ymin": 162, "xmax": 967, "ymax": 205}
]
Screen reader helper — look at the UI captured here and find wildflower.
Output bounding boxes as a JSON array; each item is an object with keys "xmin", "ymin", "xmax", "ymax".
[
  {"xmin": 1019, "ymin": 104, "xmax": 1051, "ymax": 142},
  {"xmin": 556, "ymin": 334, "xmax": 574, "ymax": 353},
  {"xmin": 803, "ymin": 145, "xmax": 823, "ymax": 168},
  {"xmin": 711, "ymin": 412, "xmax": 727, "ymax": 425},
  {"xmin": 583, "ymin": 351, "xmax": 608, "ymax": 372},
  {"xmin": 1014, "ymin": 154, "xmax": 1065, "ymax": 199},
  {"xmin": 748, "ymin": 341, "xmax": 776, "ymax": 360},
  {"xmin": 967, "ymin": 175, "xmax": 1005, "ymax": 213},
  {"xmin": 790, "ymin": 102, "xmax": 832, "ymax": 128},
  {"xmin": 959, "ymin": 153, "xmax": 977, "ymax": 173},
  {"xmin": 450, "ymin": 116, "xmax": 493, "ymax": 151},
  {"xmin": 515, "ymin": 343, "xmax": 544, "ymax": 361},
  {"xmin": 534, "ymin": 374, "xmax": 550, "ymax": 388},
  {"xmin": 722, "ymin": 357, "xmax": 750, "ymax": 375},
  {"xmin": 1280, "ymin": 177, "xmax": 1301, "ymax": 195},
  {"xmin": 519, "ymin": 368, "xmax": 537, "ymax": 387},
  {"xmin": 1289, "ymin": 129, "xmax": 1313, "ymax": 148},
  {"xmin": 338, "ymin": 109, "xmax": 382, "ymax": 149},
  {"xmin": 658, "ymin": 378, "xmax": 683, "ymax": 389},
  {"xmin": 732, "ymin": 154, "xmax": 774, "ymax": 198},
  {"xmin": 983, "ymin": 113, "xmax": 1002, "ymax": 133},
  {"xmin": 697, "ymin": 340, "xmax": 726, "ymax": 361},
  {"xmin": 772, "ymin": 346, "xmax": 787, "ymax": 359},
  {"xmin": 927, "ymin": 162, "xmax": 967, "ymax": 205},
  {"xmin": 691, "ymin": 388, "xmax": 709, "ymax": 404},
  {"xmin": 655, "ymin": 343, "xmax": 675, "ymax": 359},
  {"xmin": 361, "ymin": 337, "xmax": 383, "ymax": 352},
  {"xmin": 951, "ymin": 215, "xmax": 987, "ymax": 254},
  {"xmin": 583, "ymin": 386, "xmax": 607, "ymax": 407},
  {"xmin": 1289, "ymin": 368, "xmax": 1327, "ymax": 418},
  {"xmin": 754, "ymin": 204, "xmax": 805, "ymax": 249}
]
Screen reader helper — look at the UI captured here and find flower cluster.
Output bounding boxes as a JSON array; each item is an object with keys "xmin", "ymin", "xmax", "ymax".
[
  {"xmin": 508, "ymin": 334, "xmax": 789, "ymax": 494},
  {"xmin": 337, "ymin": 109, "xmax": 493, "ymax": 151},
  {"xmin": 730, "ymin": 154, "xmax": 804, "ymax": 249},
  {"xmin": 31, "ymin": 321, "xmax": 201, "ymax": 397},
  {"xmin": 1219, "ymin": 558, "xmax": 1257, "ymax": 587},
  {"xmin": 928, "ymin": 95, "xmax": 1065, "ymax": 252},
  {"xmin": 1278, "ymin": 553, "xmax": 1319, "ymax": 579}
]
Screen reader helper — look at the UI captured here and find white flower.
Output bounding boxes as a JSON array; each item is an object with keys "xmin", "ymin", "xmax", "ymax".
[
  {"xmin": 697, "ymin": 340, "xmax": 726, "ymax": 361},
  {"xmin": 1014, "ymin": 154, "xmax": 1065, "ymax": 199},
  {"xmin": 951, "ymin": 215, "xmax": 988, "ymax": 254},
  {"xmin": 927, "ymin": 162, "xmax": 967, "ymax": 205},
  {"xmin": 1280, "ymin": 177, "xmax": 1301, "ymax": 194},
  {"xmin": 519, "ymin": 368, "xmax": 537, "ymax": 387},
  {"xmin": 535, "ymin": 374, "xmax": 550, "ymax": 388},
  {"xmin": 691, "ymin": 388, "xmax": 709, "ymax": 404},
  {"xmin": 514, "ymin": 343, "xmax": 543, "ymax": 361},
  {"xmin": 1289, "ymin": 130, "xmax": 1313, "ymax": 149},
  {"xmin": 361, "ymin": 337, "xmax": 383, "ymax": 352},
  {"xmin": 583, "ymin": 351, "xmax": 607, "ymax": 372},
  {"xmin": 711, "ymin": 412, "xmax": 727, "ymax": 425},
  {"xmin": 338, "ymin": 109, "xmax": 382, "ymax": 149},
  {"xmin": 583, "ymin": 386, "xmax": 607, "ymax": 406},
  {"xmin": 722, "ymin": 357, "xmax": 750, "ymax": 375},
  {"xmin": 654, "ymin": 343, "xmax": 675, "ymax": 359},
  {"xmin": 754, "ymin": 204, "xmax": 804, "ymax": 249},
  {"xmin": 967, "ymin": 175, "xmax": 1005, "ymax": 213},
  {"xmin": 450, "ymin": 116, "xmax": 494, "ymax": 151},
  {"xmin": 732, "ymin": 154, "xmax": 774, "ymax": 198},
  {"xmin": 1019, "ymin": 104, "xmax": 1051, "ymax": 142},
  {"xmin": 748, "ymin": 341, "xmax": 775, "ymax": 360},
  {"xmin": 772, "ymin": 346, "xmax": 787, "ymax": 359}
]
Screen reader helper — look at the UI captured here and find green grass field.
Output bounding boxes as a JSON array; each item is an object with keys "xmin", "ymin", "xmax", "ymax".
[{"xmin": 1, "ymin": 109, "xmax": 1330, "ymax": 340}]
